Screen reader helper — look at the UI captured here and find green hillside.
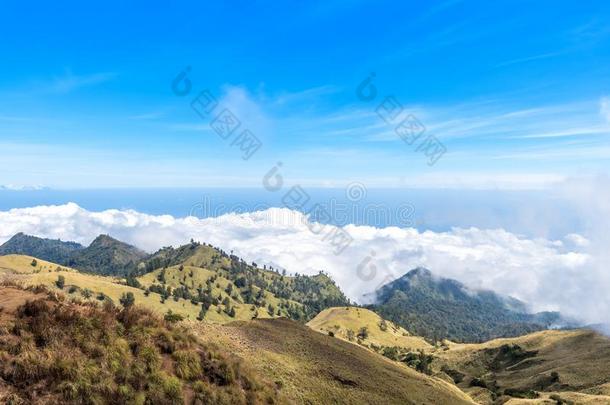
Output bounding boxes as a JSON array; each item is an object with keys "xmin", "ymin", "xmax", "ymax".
[
  {"xmin": 137, "ymin": 241, "xmax": 350, "ymax": 322},
  {"xmin": 0, "ymin": 233, "xmax": 146, "ymax": 277},
  {"xmin": 370, "ymin": 268, "xmax": 563, "ymax": 343},
  {"xmin": 68, "ymin": 234, "xmax": 148, "ymax": 276},
  {"xmin": 0, "ymin": 233, "xmax": 84, "ymax": 264}
]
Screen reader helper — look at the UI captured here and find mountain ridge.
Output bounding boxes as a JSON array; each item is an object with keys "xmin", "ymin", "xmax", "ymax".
[
  {"xmin": 369, "ymin": 267, "xmax": 566, "ymax": 343},
  {"xmin": 0, "ymin": 232, "xmax": 84, "ymax": 264}
]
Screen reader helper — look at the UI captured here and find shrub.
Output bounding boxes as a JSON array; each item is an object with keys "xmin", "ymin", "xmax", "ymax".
[
  {"xmin": 0, "ymin": 289, "xmax": 279, "ymax": 404},
  {"xmin": 382, "ymin": 346, "xmax": 400, "ymax": 361},
  {"xmin": 379, "ymin": 319, "xmax": 388, "ymax": 332},
  {"xmin": 119, "ymin": 292, "xmax": 135, "ymax": 308},
  {"xmin": 504, "ymin": 388, "xmax": 539, "ymax": 399},
  {"xmin": 56, "ymin": 275, "xmax": 65, "ymax": 289},
  {"xmin": 469, "ymin": 377, "xmax": 487, "ymax": 388},
  {"xmin": 164, "ymin": 310, "xmax": 184, "ymax": 324},
  {"xmin": 173, "ymin": 350, "xmax": 202, "ymax": 380},
  {"xmin": 357, "ymin": 327, "xmax": 369, "ymax": 340},
  {"xmin": 31, "ymin": 259, "xmax": 38, "ymax": 267}
]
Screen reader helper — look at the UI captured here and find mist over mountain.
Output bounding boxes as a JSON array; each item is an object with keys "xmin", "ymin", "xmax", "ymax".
[
  {"xmin": 368, "ymin": 268, "xmax": 569, "ymax": 343},
  {"xmin": 1, "ymin": 231, "xmax": 573, "ymax": 343}
]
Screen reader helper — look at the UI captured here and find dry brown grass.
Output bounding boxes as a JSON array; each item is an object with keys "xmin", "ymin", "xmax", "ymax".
[
  {"xmin": 433, "ymin": 329, "xmax": 610, "ymax": 404},
  {"xmin": 0, "ymin": 286, "xmax": 280, "ymax": 404},
  {"xmin": 192, "ymin": 317, "xmax": 475, "ymax": 404}
]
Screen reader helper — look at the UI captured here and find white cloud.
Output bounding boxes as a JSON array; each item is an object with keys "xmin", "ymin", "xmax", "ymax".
[
  {"xmin": 0, "ymin": 184, "xmax": 50, "ymax": 191},
  {"xmin": 601, "ymin": 97, "xmax": 610, "ymax": 123},
  {"xmin": 216, "ymin": 85, "xmax": 273, "ymax": 140},
  {"xmin": 47, "ymin": 71, "xmax": 117, "ymax": 94},
  {"xmin": 0, "ymin": 199, "xmax": 606, "ymax": 326}
]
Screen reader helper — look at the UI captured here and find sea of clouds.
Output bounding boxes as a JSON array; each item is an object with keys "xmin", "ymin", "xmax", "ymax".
[{"xmin": 0, "ymin": 180, "xmax": 608, "ymax": 328}]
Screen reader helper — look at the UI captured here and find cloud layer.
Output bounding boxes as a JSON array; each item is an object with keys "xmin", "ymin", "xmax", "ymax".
[{"xmin": 0, "ymin": 200, "xmax": 606, "ymax": 326}]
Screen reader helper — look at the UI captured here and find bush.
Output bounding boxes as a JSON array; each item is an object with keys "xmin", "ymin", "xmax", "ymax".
[
  {"xmin": 357, "ymin": 327, "xmax": 369, "ymax": 340},
  {"xmin": 382, "ymin": 346, "xmax": 400, "ymax": 361},
  {"xmin": 56, "ymin": 275, "xmax": 65, "ymax": 289},
  {"xmin": 173, "ymin": 350, "xmax": 202, "ymax": 380},
  {"xmin": 0, "ymin": 290, "xmax": 279, "ymax": 404},
  {"xmin": 504, "ymin": 388, "xmax": 539, "ymax": 399},
  {"xmin": 31, "ymin": 259, "xmax": 38, "ymax": 267},
  {"xmin": 379, "ymin": 319, "xmax": 388, "ymax": 332},
  {"xmin": 164, "ymin": 310, "xmax": 184, "ymax": 324},
  {"xmin": 119, "ymin": 292, "xmax": 135, "ymax": 308},
  {"xmin": 469, "ymin": 377, "xmax": 487, "ymax": 388}
]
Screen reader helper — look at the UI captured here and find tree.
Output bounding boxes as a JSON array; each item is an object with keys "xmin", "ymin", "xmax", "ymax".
[
  {"xmin": 30, "ymin": 259, "xmax": 38, "ymax": 267},
  {"xmin": 346, "ymin": 329, "xmax": 355, "ymax": 341},
  {"xmin": 81, "ymin": 289, "xmax": 93, "ymax": 299},
  {"xmin": 126, "ymin": 275, "xmax": 141, "ymax": 288},
  {"xmin": 379, "ymin": 319, "xmax": 388, "ymax": 332},
  {"xmin": 228, "ymin": 306, "xmax": 236, "ymax": 318},
  {"xmin": 357, "ymin": 327, "xmax": 369, "ymax": 340},
  {"xmin": 197, "ymin": 305, "xmax": 207, "ymax": 321},
  {"xmin": 120, "ymin": 292, "xmax": 135, "ymax": 308},
  {"xmin": 267, "ymin": 304, "xmax": 275, "ymax": 316},
  {"xmin": 56, "ymin": 275, "xmax": 65, "ymax": 289},
  {"xmin": 416, "ymin": 350, "xmax": 433, "ymax": 375}
]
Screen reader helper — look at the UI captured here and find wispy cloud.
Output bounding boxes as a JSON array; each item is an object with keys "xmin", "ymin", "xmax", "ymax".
[
  {"xmin": 495, "ymin": 51, "xmax": 565, "ymax": 68},
  {"xmin": 129, "ymin": 111, "xmax": 165, "ymax": 120},
  {"xmin": 272, "ymin": 85, "xmax": 340, "ymax": 106},
  {"xmin": 45, "ymin": 71, "xmax": 117, "ymax": 94},
  {"xmin": 601, "ymin": 97, "xmax": 610, "ymax": 123}
]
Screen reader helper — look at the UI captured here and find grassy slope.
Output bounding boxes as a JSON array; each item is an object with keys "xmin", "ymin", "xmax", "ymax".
[
  {"xmin": 138, "ymin": 264, "xmax": 301, "ymax": 322},
  {"xmin": 0, "ymin": 286, "xmax": 280, "ymax": 404},
  {"xmin": 138, "ymin": 243, "xmax": 350, "ymax": 322},
  {"xmin": 0, "ymin": 254, "xmax": 73, "ymax": 274},
  {"xmin": 191, "ymin": 317, "xmax": 475, "ymax": 405},
  {"xmin": 143, "ymin": 244, "xmax": 348, "ymax": 311},
  {"xmin": 307, "ymin": 306, "xmax": 431, "ymax": 350},
  {"xmin": 1, "ymin": 254, "xmax": 293, "ymax": 322},
  {"xmin": 434, "ymin": 329, "xmax": 610, "ymax": 404}
]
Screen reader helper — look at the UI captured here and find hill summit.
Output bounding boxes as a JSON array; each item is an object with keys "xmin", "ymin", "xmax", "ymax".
[
  {"xmin": 0, "ymin": 232, "xmax": 84, "ymax": 264},
  {"xmin": 369, "ymin": 267, "xmax": 564, "ymax": 343},
  {"xmin": 68, "ymin": 234, "xmax": 147, "ymax": 276}
]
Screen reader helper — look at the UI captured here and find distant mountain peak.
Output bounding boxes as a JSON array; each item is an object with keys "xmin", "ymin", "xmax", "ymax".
[
  {"xmin": 90, "ymin": 234, "xmax": 125, "ymax": 248},
  {"xmin": 371, "ymin": 267, "xmax": 565, "ymax": 342},
  {"xmin": 404, "ymin": 267, "xmax": 433, "ymax": 278},
  {"xmin": 0, "ymin": 233, "xmax": 84, "ymax": 265}
]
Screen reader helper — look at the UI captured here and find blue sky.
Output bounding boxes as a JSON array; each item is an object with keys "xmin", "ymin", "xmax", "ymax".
[{"xmin": 1, "ymin": 0, "xmax": 609, "ymax": 189}]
